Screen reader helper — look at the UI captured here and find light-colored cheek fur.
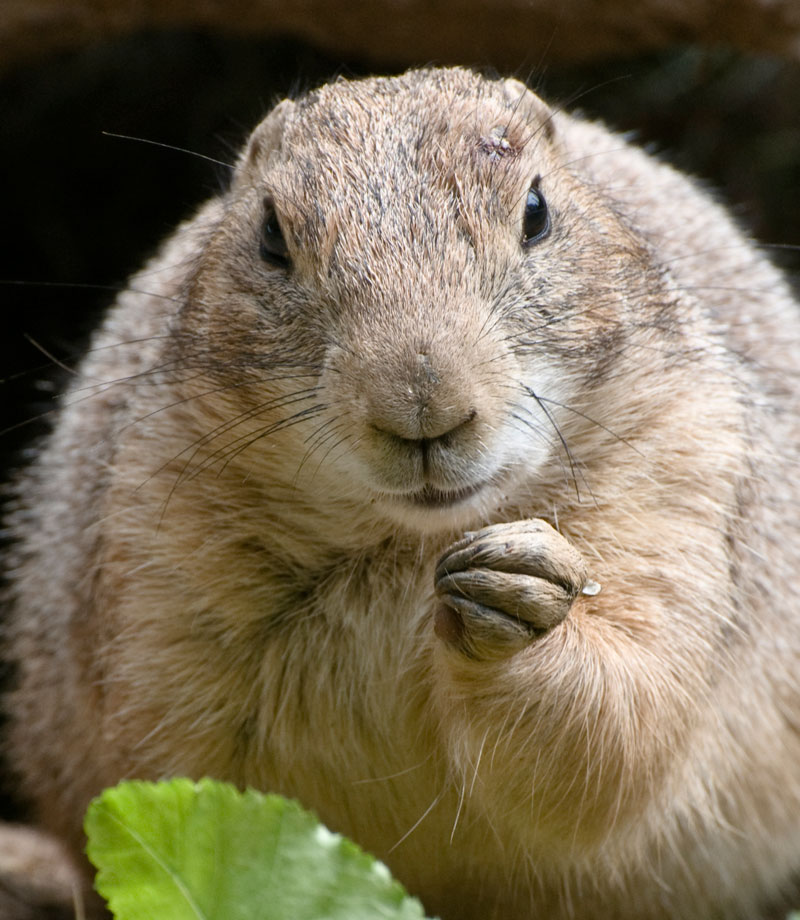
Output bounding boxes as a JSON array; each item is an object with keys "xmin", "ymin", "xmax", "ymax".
[{"xmin": 4, "ymin": 67, "xmax": 800, "ymax": 920}]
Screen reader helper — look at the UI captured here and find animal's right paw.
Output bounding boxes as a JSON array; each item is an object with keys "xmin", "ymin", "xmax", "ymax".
[{"xmin": 433, "ymin": 519, "xmax": 594, "ymax": 660}]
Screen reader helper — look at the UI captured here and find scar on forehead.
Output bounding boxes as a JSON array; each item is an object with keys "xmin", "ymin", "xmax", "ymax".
[{"xmin": 477, "ymin": 125, "xmax": 522, "ymax": 161}]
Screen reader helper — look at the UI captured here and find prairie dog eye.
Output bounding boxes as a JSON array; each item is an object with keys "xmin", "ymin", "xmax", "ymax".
[
  {"xmin": 521, "ymin": 180, "xmax": 550, "ymax": 247},
  {"xmin": 259, "ymin": 198, "xmax": 290, "ymax": 268}
]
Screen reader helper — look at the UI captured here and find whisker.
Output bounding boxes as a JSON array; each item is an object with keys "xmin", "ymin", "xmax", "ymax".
[
  {"xmin": 170, "ymin": 389, "xmax": 322, "ymax": 486},
  {"xmin": 155, "ymin": 400, "xmax": 325, "ymax": 527},
  {"xmin": 137, "ymin": 385, "xmax": 320, "ymax": 497},
  {"xmin": 522, "ymin": 385, "xmax": 594, "ymax": 502},
  {"xmin": 388, "ymin": 788, "xmax": 445, "ymax": 854},
  {"xmin": 534, "ymin": 395, "xmax": 643, "ymax": 457},
  {"xmin": 21, "ymin": 334, "xmax": 82, "ymax": 379},
  {"xmin": 509, "ymin": 408, "xmax": 573, "ymax": 492},
  {"xmin": 101, "ymin": 131, "xmax": 235, "ymax": 171},
  {"xmin": 294, "ymin": 416, "xmax": 348, "ymax": 483},
  {"xmin": 213, "ymin": 403, "xmax": 327, "ymax": 479},
  {"xmin": 117, "ymin": 374, "xmax": 321, "ymax": 438},
  {"xmin": 307, "ymin": 430, "xmax": 359, "ymax": 484}
]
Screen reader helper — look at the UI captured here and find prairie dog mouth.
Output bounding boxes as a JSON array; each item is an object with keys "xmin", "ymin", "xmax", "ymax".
[{"xmin": 403, "ymin": 480, "xmax": 488, "ymax": 508}]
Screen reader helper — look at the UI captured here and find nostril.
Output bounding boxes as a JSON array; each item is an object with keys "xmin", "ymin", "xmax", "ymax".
[
  {"xmin": 442, "ymin": 406, "xmax": 477, "ymax": 434},
  {"xmin": 370, "ymin": 406, "xmax": 478, "ymax": 444}
]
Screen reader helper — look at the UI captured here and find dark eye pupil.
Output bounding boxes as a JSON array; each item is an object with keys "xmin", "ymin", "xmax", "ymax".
[
  {"xmin": 260, "ymin": 201, "xmax": 290, "ymax": 267},
  {"xmin": 522, "ymin": 185, "xmax": 549, "ymax": 246}
]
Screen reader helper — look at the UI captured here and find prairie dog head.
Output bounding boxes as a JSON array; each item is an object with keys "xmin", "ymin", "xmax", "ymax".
[{"xmin": 176, "ymin": 68, "xmax": 663, "ymax": 534}]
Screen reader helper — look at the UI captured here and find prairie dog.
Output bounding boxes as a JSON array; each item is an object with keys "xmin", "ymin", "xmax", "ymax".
[{"xmin": 4, "ymin": 67, "xmax": 800, "ymax": 919}]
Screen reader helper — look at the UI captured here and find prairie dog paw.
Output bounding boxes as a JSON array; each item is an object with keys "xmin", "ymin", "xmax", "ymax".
[{"xmin": 434, "ymin": 519, "xmax": 591, "ymax": 659}]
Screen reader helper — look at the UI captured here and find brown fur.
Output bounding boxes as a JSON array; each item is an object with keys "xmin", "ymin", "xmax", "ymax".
[{"xmin": 4, "ymin": 68, "xmax": 800, "ymax": 918}]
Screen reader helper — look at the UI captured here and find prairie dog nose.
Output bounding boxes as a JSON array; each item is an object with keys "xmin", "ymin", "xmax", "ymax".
[
  {"xmin": 371, "ymin": 404, "xmax": 478, "ymax": 443},
  {"xmin": 368, "ymin": 351, "xmax": 478, "ymax": 442}
]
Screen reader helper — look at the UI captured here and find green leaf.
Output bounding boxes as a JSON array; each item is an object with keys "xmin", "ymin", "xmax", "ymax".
[{"xmin": 85, "ymin": 778, "xmax": 432, "ymax": 920}]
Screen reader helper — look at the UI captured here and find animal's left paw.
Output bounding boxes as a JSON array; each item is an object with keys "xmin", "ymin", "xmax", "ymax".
[{"xmin": 434, "ymin": 519, "xmax": 593, "ymax": 660}]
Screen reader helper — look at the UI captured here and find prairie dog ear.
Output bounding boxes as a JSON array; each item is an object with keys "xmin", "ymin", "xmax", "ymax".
[
  {"xmin": 235, "ymin": 98, "xmax": 296, "ymax": 176},
  {"xmin": 501, "ymin": 78, "xmax": 555, "ymax": 140}
]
